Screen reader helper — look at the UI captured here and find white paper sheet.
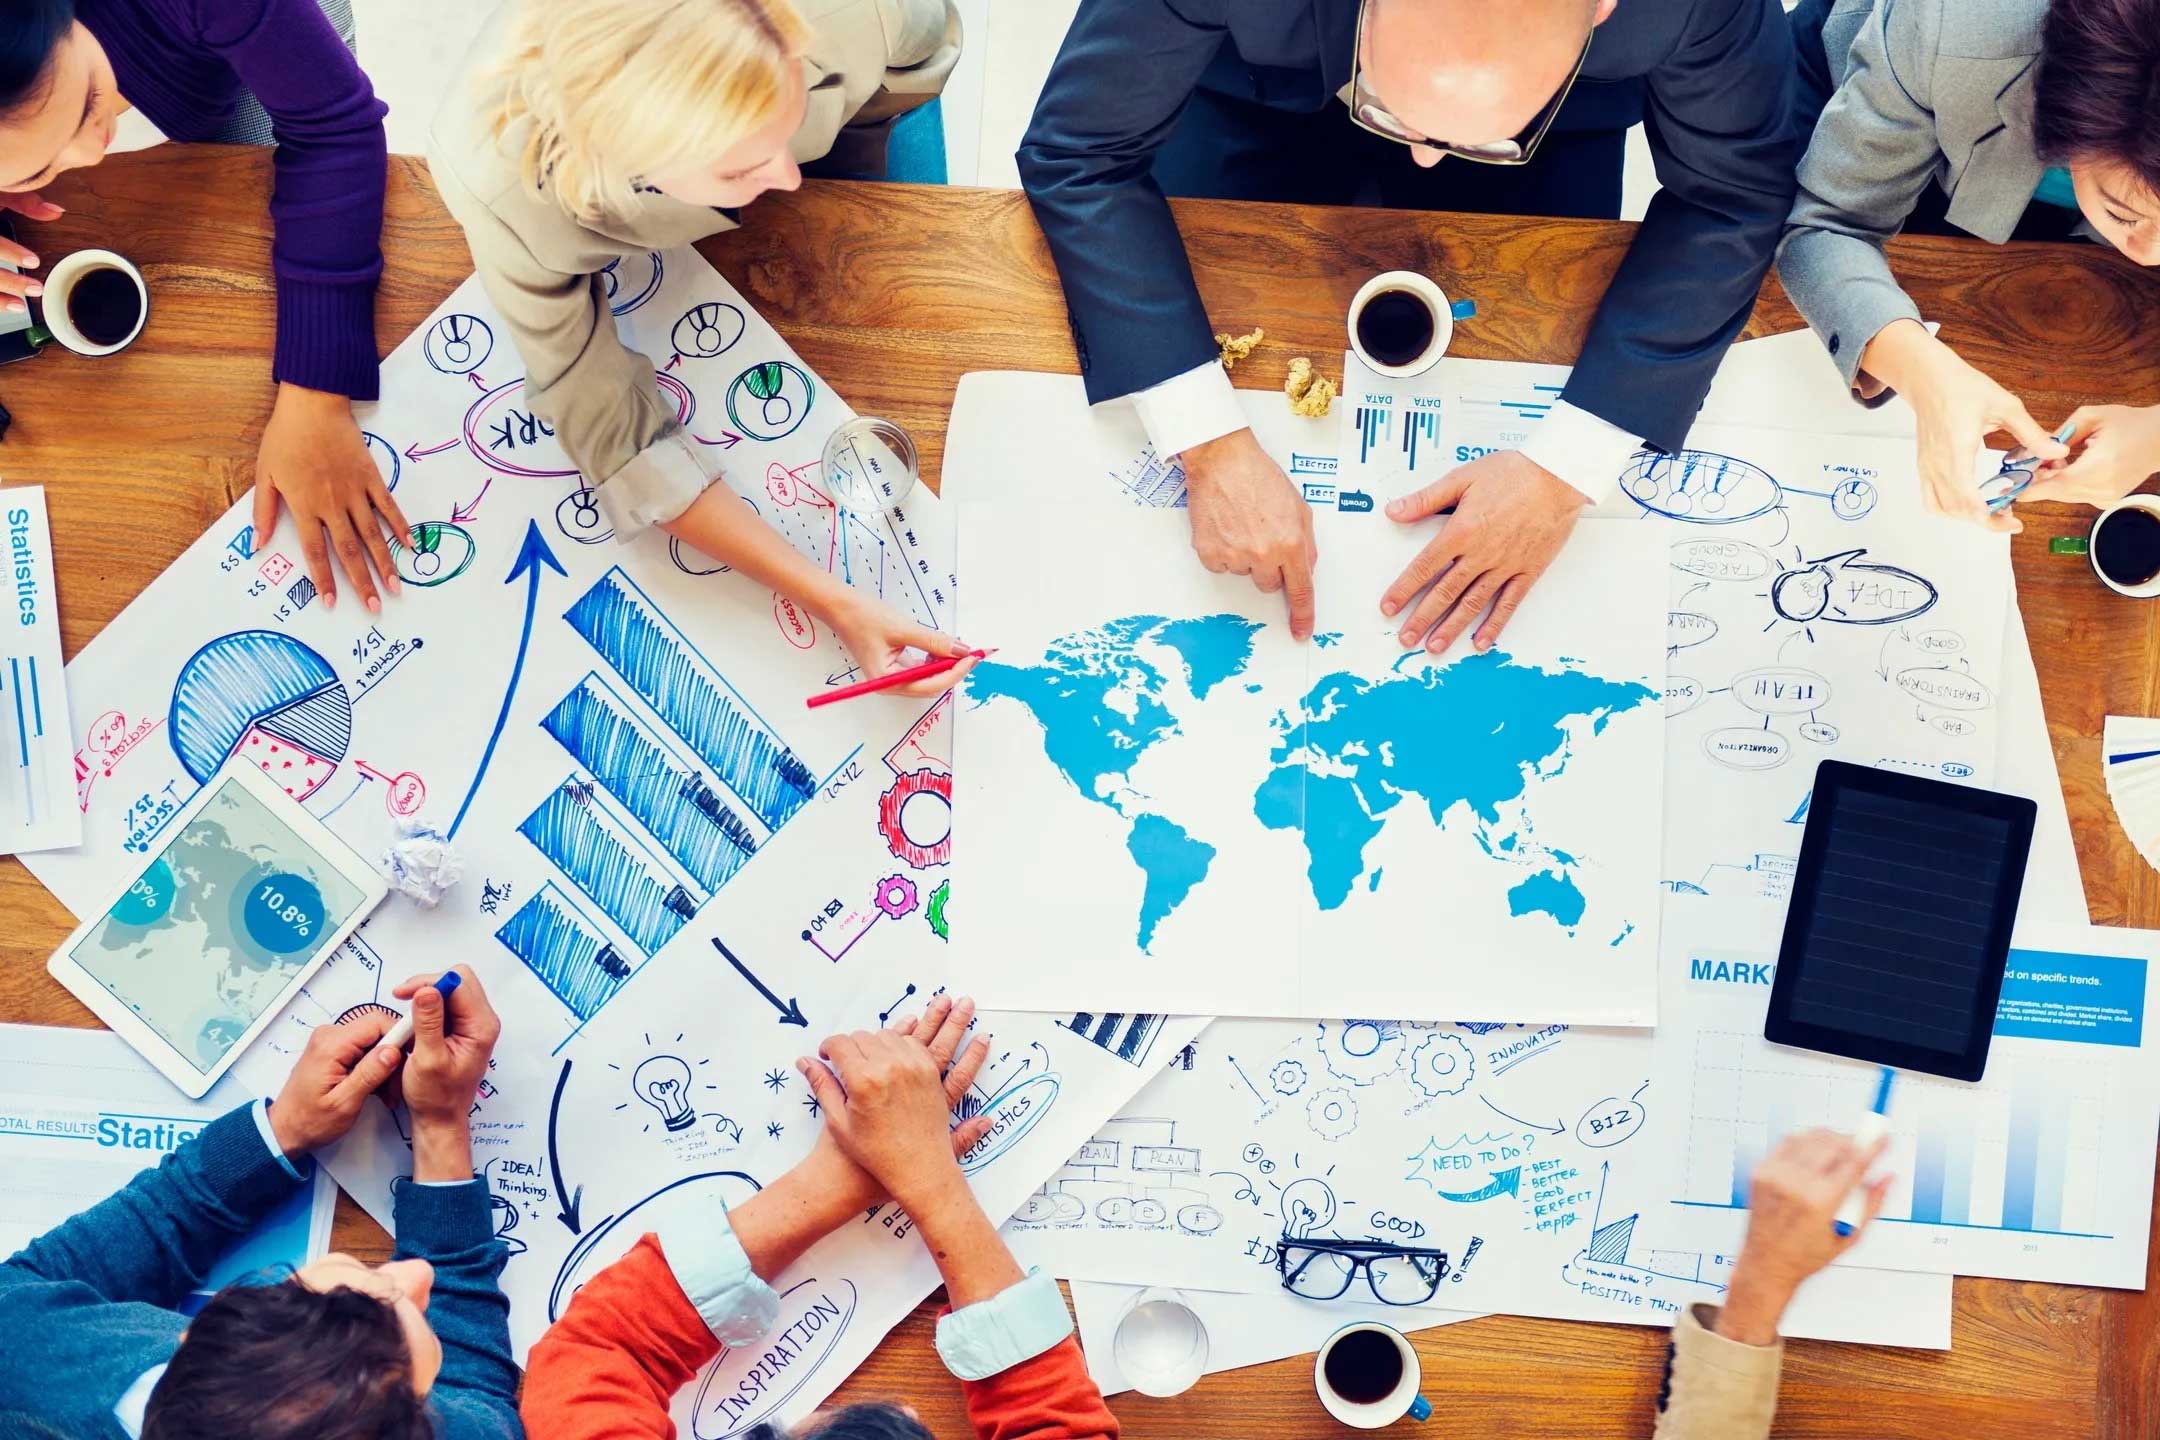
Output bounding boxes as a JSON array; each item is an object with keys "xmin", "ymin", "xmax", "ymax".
[
  {"xmin": 0, "ymin": 1022, "xmax": 336, "ymax": 1303},
  {"xmin": 13, "ymin": 252, "xmax": 1199, "ymax": 1433},
  {"xmin": 1655, "ymin": 901, "xmax": 2159, "ymax": 1288},
  {"xmin": 1069, "ymin": 1279, "xmax": 1484, "ymax": 1396},
  {"xmin": 1000, "ymin": 1006, "xmax": 1951, "ymax": 1347},
  {"xmin": 952, "ymin": 502, "xmax": 1667, "ymax": 1023},
  {"xmin": 1, "ymin": 486, "xmax": 80, "ymax": 853}
]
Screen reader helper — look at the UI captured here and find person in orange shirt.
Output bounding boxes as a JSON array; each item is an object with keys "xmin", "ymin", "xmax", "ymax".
[{"xmin": 520, "ymin": 995, "xmax": 1116, "ymax": 1440}]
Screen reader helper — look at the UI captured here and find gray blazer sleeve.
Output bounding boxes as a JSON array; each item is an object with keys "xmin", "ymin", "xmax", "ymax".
[{"xmin": 1776, "ymin": 0, "xmax": 1943, "ymax": 389}]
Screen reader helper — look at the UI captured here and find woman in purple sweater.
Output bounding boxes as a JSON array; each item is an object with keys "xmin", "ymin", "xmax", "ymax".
[{"xmin": 0, "ymin": 0, "xmax": 405, "ymax": 614}]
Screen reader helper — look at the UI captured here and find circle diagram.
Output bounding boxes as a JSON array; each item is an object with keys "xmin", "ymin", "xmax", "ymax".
[
  {"xmin": 363, "ymin": 431, "xmax": 401, "ymax": 493},
  {"xmin": 672, "ymin": 302, "xmax": 746, "ymax": 360},
  {"xmin": 726, "ymin": 361, "xmax": 815, "ymax": 441},
  {"xmin": 601, "ymin": 252, "xmax": 664, "ymax": 315},
  {"xmin": 169, "ymin": 631, "xmax": 352, "ymax": 801},
  {"xmin": 467, "ymin": 374, "xmax": 693, "ymax": 479},
  {"xmin": 392, "ymin": 521, "xmax": 477, "ymax": 587},
  {"xmin": 555, "ymin": 488, "xmax": 613, "ymax": 545},
  {"xmin": 424, "ymin": 313, "xmax": 494, "ymax": 375}
]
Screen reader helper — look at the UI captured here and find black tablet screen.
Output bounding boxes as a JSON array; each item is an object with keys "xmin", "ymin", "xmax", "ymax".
[{"xmin": 1766, "ymin": 762, "xmax": 2035, "ymax": 1080}]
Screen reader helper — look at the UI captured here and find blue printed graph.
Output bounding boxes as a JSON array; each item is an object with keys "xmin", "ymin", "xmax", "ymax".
[
  {"xmin": 540, "ymin": 675, "xmax": 758, "ymax": 893},
  {"xmin": 1354, "ymin": 405, "xmax": 1389, "ymax": 466},
  {"xmin": 565, "ymin": 569, "xmax": 814, "ymax": 830},
  {"xmin": 496, "ymin": 883, "xmax": 632, "ymax": 1020},
  {"xmin": 169, "ymin": 631, "xmax": 352, "ymax": 801},
  {"xmin": 1401, "ymin": 407, "xmax": 1437, "ymax": 471}
]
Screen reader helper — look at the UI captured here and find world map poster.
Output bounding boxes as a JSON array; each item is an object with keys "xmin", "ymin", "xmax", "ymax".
[{"xmin": 951, "ymin": 503, "xmax": 1667, "ymax": 1023}]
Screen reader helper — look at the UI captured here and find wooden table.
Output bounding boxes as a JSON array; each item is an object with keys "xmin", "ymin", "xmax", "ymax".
[{"xmin": 0, "ymin": 146, "xmax": 2153, "ymax": 1437}]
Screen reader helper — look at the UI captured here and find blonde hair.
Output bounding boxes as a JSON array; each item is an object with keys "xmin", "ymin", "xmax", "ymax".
[{"xmin": 488, "ymin": 0, "xmax": 812, "ymax": 222}]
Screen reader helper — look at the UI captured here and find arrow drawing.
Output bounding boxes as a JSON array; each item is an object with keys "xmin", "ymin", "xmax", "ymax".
[
  {"xmin": 404, "ymin": 437, "xmax": 460, "ymax": 462},
  {"xmin": 451, "ymin": 476, "xmax": 492, "ymax": 524},
  {"xmin": 549, "ymin": 1059, "xmax": 584, "ymax": 1234},
  {"xmin": 1433, "ymin": 1166, "xmax": 1522, "ymax": 1203},
  {"xmin": 693, "ymin": 432, "xmax": 743, "ymax": 449},
  {"xmin": 710, "ymin": 937, "xmax": 808, "ymax": 1026},
  {"xmin": 1479, "ymin": 1095, "xmax": 1564, "ymax": 1135},
  {"xmin": 468, "ymin": 371, "xmax": 488, "ymax": 392},
  {"xmin": 447, "ymin": 521, "xmax": 565, "ymax": 839}
]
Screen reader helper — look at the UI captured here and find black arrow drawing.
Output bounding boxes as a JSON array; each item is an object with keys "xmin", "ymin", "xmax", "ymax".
[
  {"xmin": 711, "ymin": 937, "xmax": 808, "ymax": 1026},
  {"xmin": 1480, "ymin": 1094, "xmax": 1565, "ymax": 1136},
  {"xmin": 548, "ymin": 1059, "xmax": 584, "ymax": 1234}
]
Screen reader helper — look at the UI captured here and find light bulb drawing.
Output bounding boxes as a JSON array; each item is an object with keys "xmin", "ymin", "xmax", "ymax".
[{"xmin": 632, "ymin": 1055, "xmax": 697, "ymax": 1132}]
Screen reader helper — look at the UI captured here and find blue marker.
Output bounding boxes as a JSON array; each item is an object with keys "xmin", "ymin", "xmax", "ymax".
[
  {"xmin": 381, "ymin": 971, "xmax": 462, "ymax": 1050},
  {"xmin": 1833, "ymin": 1065, "xmax": 1895, "ymax": 1237}
]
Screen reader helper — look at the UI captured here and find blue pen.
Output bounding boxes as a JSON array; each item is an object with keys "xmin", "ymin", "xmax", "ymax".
[
  {"xmin": 1985, "ymin": 419, "xmax": 2079, "ymax": 512},
  {"xmin": 381, "ymin": 971, "xmax": 462, "ymax": 1050},
  {"xmin": 1833, "ymin": 1065, "xmax": 1895, "ymax": 1237}
]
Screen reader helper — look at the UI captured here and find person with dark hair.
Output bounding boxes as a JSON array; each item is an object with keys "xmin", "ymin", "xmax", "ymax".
[
  {"xmin": 0, "ymin": 967, "xmax": 522, "ymax": 1440},
  {"xmin": 520, "ymin": 995, "xmax": 1119, "ymax": 1440},
  {"xmin": 1782, "ymin": 0, "xmax": 2160, "ymax": 523},
  {"xmin": 0, "ymin": 0, "xmax": 408, "ymax": 616}
]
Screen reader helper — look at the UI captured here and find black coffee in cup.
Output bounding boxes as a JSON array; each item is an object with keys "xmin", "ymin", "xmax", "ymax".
[
  {"xmin": 1354, "ymin": 288, "xmax": 1437, "ymax": 368},
  {"xmin": 1321, "ymin": 1328, "xmax": 1403, "ymax": 1404},
  {"xmin": 66, "ymin": 266, "xmax": 145, "ymax": 347},
  {"xmin": 2094, "ymin": 506, "xmax": 2160, "ymax": 589}
]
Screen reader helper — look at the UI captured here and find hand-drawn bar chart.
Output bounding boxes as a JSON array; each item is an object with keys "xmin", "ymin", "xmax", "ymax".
[
  {"xmin": 496, "ymin": 566, "xmax": 819, "ymax": 1030},
  {"xmin": 1060, "ymin": 1012, "xmax": 1164, "ymax": 1067}
]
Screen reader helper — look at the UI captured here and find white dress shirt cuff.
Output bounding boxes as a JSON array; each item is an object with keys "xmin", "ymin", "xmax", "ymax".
[
  {"xmin": 1129, "ymin": 361, "xmax": 1246, "ymax": 461},
  {"xmin": 595, "ymin": 429, "xmax": 717, "ymax": 540},
  {"xmin": 1515, "ymin": 399, "xmax": 1647, "ymax": 505},
  {"xmin": 933, "ymin": 1269, "xmax": 1075, "ymax": 1381},
  {"xmin": 657, "ymin": 1198, "xmax": 783, "ymax": 1346},
  {"xmin": 249, "ymin": 1099, "xmax": 310, "ymax": 1182}
]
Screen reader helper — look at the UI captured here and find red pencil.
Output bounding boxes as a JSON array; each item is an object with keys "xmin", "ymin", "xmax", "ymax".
[{"xmin": 806, "ymin": 649, "xmax": 994, "ymax": 709}]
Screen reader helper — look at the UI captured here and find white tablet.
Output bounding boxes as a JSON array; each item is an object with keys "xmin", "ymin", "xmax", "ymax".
[{"xmin": 48, "ymin": 759, "xmax": 388, "ymax": 1096}]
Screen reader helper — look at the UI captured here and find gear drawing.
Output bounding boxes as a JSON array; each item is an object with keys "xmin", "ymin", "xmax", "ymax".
[
  {"xmin": 878, "ymin": 769, "xmax": 952, "ymax": 868},
  {"xmin": 1409, "ymin": 1034, "xmax": 1476, "ymax": 1098},
  {"xmin": 875, "ymin": 874, "xmax": 919, "ymax": 920},
  {"xmin": 1319, "ymin": 1019, "xmax": 1406, "ymax": 1086},
  {"xmin": 926, "ymin": 879, "xmax": 951, "ymax": 941},
  {"xmin": 1307, "ymin": 1087, "xmax": 1359, "ymax": 1141},
  {"xmin": 1269, "ymin": 1059, "xmax": 1308, "ymax": 1096}
]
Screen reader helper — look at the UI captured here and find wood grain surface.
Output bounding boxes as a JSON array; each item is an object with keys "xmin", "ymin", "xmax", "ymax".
[{"xmin": 0, "ymin": 146, "xmax": 2153, "ymax": 1438}]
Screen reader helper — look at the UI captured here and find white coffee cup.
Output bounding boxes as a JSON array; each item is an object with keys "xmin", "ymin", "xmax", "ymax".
[
  {"xmin": 1347, "ymin": 270, "xmax": 1475, "ymax": 379},
  {"xmin": 2089, "ymin": 494, "xmax": 2160, "ymax": 598},
  {"xmin": 1314, "ymin": 1321, "xmax": 1431, "ymax": 1429},
  {"xmin": 34, "ymin": 248, "xmax": 149, "ymax": 357},
  {"xmin": 1111, "ymin": 1287, "xmax": 1209, "ymax": 1397}
]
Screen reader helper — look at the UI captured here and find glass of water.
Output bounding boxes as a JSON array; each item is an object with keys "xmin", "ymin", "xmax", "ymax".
[
  {"xmin": 1112, "ymin": 1287, "xmax": 1210, "ymax": 1397},
  {"xmin": 820, "ymin": 415, "xmax": 921, "ymax": 514}
]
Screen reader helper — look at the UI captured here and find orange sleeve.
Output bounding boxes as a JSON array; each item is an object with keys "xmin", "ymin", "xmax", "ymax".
[
  {"xmin": 957, "ymin": 1335, "xmax": 1121, "ymax": 1440},
  {"xmin": 520, "ymin": 1234, "xmax": 721, "ymax": 1440}
]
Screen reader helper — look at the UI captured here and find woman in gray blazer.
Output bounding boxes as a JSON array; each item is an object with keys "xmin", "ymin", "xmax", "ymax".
[{"xmin": 1780, "ymin": 0, "xmax": 2160, "ymax": 527}]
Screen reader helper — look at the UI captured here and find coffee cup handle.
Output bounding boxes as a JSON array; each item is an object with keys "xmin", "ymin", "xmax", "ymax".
[
  {"xmin": 1408, "ymin": 1395, "xmax": 1432, "ymax": 1423},
  {"xmin": 1448, "ymin": 299, "xmax": 1476, "ymax": 321}
]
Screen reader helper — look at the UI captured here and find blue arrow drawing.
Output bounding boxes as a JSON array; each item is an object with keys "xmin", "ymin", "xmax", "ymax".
[
  {"xmin": 1434, "ymin": 1166, "xmax": 1522, "ymax": 1203},
  {"xmin": 449, "ymin": 520, "xmax": 565, "ymax": 839}
]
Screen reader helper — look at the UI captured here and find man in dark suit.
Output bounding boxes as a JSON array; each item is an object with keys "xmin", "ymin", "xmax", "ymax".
[{"xmin": 1019, "ymin": 0, "xmax": 1798, "ymax": 651}]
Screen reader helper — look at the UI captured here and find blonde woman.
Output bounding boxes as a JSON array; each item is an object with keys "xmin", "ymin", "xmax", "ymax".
[{"xmin": 427, "ymin": 0, "xmax": 968, "ymax": 694}]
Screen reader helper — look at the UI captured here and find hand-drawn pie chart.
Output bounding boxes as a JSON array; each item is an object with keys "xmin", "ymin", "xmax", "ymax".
[{"xmin": 169, "ymin": 631, "xmax": 353, "ymax": 801}]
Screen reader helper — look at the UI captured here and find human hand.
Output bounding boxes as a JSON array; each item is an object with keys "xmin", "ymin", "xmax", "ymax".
[
  {"xmin": 1182, "ymin": 428, "xmax": 1318, "ymax": 640},
  {"xmin": 824, "ymin": 594, "xmax": 979, "ymax": 698},
  {"xmin": 796, "ymin": 995, "xmax": 995, "ymax": 1211},
  {"xmin": 0, "ymin": 190, "xmax": 60, "ymax": 313},
  {"xmin": 267, "ymin": 1013, "xmax": 407, "ymax": 1158},
  {"xmin": 2017, "ymin": 404, "xmax": 2160, "ymax": 508},
  {"xmin": 1717, "ymin": 1129, "xmax": 1890, "ymax": 1344},
  {"xmin": 251, "ymin": 383, "xmax": 413, "ymax": 615},
  {"xmin": 387, "ymin": 968, "xmax": 500, "ymax": 1127},
  {"xmin": 1380, "ymin": 450, "xmax": 1585, "ymax": 654},
  {"xmin": 1865, "ymin": 322, "xmax": 2063, "ymax": 532}
]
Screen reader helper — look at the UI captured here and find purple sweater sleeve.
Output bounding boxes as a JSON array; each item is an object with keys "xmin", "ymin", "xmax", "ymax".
[{"xmin": 192, "ymin": 0, "xmax": 389, "ymax": 399}]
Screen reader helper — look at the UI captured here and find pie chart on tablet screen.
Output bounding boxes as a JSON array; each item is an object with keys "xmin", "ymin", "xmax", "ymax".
[{"xmin": 169, "ymin": 631, "xmax": 353, "ymax": 802}]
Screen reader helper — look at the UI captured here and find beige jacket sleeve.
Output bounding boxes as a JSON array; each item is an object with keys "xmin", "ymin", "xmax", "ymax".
[
  {"xmin": 799, "ymin": 0, "xmax": 964, "ymax": 174},
  {"xmin": 428, "ymin": 157, "xmax": 711, "ymax": 539},
  {"xmin": 1650, "ymin": 1305, "xmax": 1785, "ymax": 1440}
]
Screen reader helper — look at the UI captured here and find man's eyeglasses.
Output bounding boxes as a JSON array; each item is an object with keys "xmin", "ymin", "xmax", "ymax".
[
  {"xmin": 1277, "ymin": 1236, "xmax": 1450, "ymax": 1305},
  {"xmin": 1347, "ymin": 0, "xmax": 1591, "ymax": 165}
]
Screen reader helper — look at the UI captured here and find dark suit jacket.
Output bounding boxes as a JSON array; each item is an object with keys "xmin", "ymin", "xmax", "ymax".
[{"xmin": 1016, "ymin": 0, "xmax": 1800, "ymax": 454}]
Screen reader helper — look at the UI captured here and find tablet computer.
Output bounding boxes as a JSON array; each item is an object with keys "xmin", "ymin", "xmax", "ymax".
[
  {"xmin": 48, "ymin": 760, "xmax": 387, "ymax": 1096},
  {"xmin": 1764, "ymin": 761, "xmax": 2035, "ymax": 1081}
]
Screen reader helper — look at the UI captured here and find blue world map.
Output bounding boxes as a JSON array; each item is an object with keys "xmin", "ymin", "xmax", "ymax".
[{"xmin": 967, "ymin": 614, "xmax": 1659, "ymax": 952}]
